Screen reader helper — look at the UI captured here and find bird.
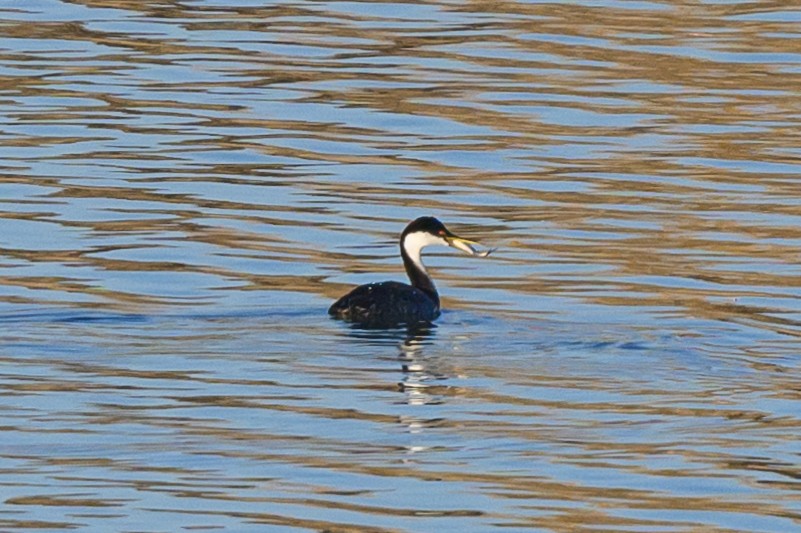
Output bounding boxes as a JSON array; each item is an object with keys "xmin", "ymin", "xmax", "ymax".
[{"xmin": 329, "ymin": 216, "xmax": 492, "ymax": 327}]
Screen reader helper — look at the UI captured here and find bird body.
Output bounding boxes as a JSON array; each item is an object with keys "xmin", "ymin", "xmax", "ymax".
[
  {"xmin": 328, "ymin": 281, "xmax": 439, "ymax": 326},
  {"xmin": 329, "ymin": 217, "xmax": 490, "ymax": 327}
]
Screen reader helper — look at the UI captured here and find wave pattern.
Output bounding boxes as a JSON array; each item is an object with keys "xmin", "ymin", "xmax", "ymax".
[{"xmin": 1, "ymin": 0, "xmax": 801, "ymax": 531}]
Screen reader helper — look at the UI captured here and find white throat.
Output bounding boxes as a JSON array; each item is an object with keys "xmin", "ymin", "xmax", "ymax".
[{"xmin": 402, "ymin": 231, "xmax": 447, "ymax": 273}]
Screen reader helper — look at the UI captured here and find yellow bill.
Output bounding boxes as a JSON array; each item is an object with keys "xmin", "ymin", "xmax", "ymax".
[{"xmin": 445, "ymin": 234, "xmax": 495, "ymax": 257}]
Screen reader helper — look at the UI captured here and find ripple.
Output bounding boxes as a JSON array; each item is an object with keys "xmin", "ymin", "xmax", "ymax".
[{"xmin": 1, "ymin": 0, "xmax": 801, "ymax": 531}]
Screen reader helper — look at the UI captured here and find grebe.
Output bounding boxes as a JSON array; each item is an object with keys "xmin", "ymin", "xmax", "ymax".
[{"xmin": 329, "ymin": 217, "xmax": 492, "ymax": 327}]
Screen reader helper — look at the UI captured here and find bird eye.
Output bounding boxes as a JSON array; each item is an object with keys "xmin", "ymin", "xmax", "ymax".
[{"xmin": 438, "ymin": 230, "xmax": 446, "ymax": 236}]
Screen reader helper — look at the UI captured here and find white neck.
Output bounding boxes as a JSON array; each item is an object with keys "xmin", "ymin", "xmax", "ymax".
[{"xmin": 402, "ymin": 231, "xmax": 446, "ymax": 273}]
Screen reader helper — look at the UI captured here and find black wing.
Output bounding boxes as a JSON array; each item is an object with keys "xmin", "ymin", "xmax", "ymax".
[{"xmin": 329, "ymin": 281, "xmax": 439, "ymax": 326}]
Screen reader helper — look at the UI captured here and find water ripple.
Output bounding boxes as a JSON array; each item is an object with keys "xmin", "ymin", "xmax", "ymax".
[{"xmin": 1, "ymin": 0, "xmax": 801, "ymax": 531}]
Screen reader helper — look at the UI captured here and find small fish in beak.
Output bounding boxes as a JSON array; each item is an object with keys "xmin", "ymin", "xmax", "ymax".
[{"xmin": 445, "ymin": 234, "xmax": 496, "ymax": 258}]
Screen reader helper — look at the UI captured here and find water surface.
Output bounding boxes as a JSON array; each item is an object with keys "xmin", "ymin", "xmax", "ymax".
[{"xmin": 2, "ymin": 0, "xmax": 801, "ymax": 531}]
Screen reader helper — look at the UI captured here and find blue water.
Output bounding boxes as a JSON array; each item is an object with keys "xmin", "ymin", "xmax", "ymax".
[{"xmin": 2, "ymin": 0, "xmax": 801, "ymax": 531}]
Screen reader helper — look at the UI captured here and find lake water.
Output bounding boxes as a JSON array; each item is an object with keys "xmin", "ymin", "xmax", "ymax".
[{"xmin": 1, "ymin": 1, "xmax": 801, "ymax": 531}]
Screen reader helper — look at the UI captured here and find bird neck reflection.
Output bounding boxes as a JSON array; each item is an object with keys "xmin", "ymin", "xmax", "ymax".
[{"xmin": 397, "ymin": 324, "xmax": 443, "ymax": 408}]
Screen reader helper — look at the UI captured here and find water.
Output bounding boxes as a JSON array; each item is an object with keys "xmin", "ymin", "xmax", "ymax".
[{"xmin": 1, "ymin": 0, "xmax": 801, "ymax": 531}]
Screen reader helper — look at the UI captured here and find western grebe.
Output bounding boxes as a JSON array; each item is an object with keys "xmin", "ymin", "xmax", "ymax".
[{"xmin": 329, "ymin": 216, "xmax": 492, "ymax": 327}]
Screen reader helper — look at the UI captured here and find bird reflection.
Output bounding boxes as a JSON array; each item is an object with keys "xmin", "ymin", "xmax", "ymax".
[
  {"xmin": 396, "ymin": 323, "xmax": 442, "ymax": 407},
  {"xmin": 343, "ymin": 322, "xmax": 446, "ymax": 407}
]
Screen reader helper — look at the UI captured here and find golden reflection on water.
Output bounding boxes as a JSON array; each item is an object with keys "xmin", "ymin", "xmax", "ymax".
[{"xmin": 1, "ymin": 0, "xmax": 801, "ymax": 531}]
